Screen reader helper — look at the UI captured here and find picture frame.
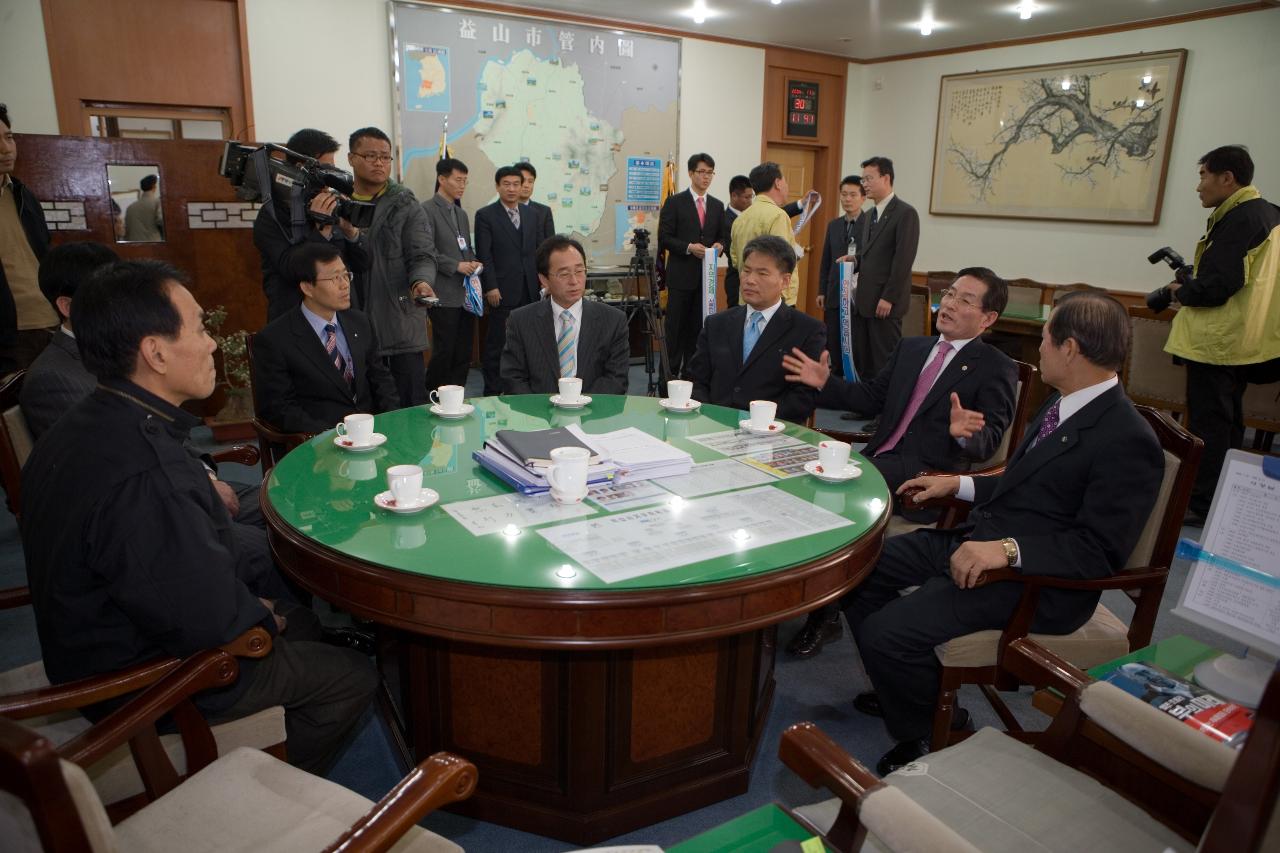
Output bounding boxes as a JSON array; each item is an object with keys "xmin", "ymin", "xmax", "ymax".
[{"xmin": 928, "ymin": 49, "xmax": 1187, "ymax": 224}]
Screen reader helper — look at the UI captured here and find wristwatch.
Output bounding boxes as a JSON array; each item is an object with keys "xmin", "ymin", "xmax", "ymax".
[{"xmin": 1000, "ymin": 538, "xmax": 1019, "ymax": 567}]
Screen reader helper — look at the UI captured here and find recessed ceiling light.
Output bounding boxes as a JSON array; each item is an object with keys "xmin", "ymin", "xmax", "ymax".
[
  {"xmin": 1017, "ymin": 0, "xmax": 1035, "ymax": 20},
  {"xmin": 918, "ymin": 15, "xmax": 935, "ymax": 36},
  {"xmin": 683, "ymin": 3, "xmax": 714, "ymax": 24},
  {"xmin": 771, "ymin": 0, "xmax": 782, "ymax": 5}
]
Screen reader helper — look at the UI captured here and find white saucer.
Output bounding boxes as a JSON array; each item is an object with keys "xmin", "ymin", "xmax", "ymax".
[
  {"xmin": 429, "ymin": 402, "xmax": 474, "ymax": 419},
  {"xmin": 804, "ymin": 459, "xmax": 862, "ymax": 483},
  {"xmin": 550, "ymin": 394, "xmax": 592, "ymax": 409},
  {"xmin": 374, "ymin": 488, "xmax": 440, "ymax": 514},
  {"xmin": 549, "ymin": 487, "xmax": 587, "ymax": 504},
  {"xmin": 334, "ymin": 433, "xmax": 388, "ymax": 452},
  {"xmin": 660, "ymin": 398, "xmax": 701, "ymax": 413},
  {"xmin": 738, "ymin": 419, "xmax": 786, "ymax": 435}
]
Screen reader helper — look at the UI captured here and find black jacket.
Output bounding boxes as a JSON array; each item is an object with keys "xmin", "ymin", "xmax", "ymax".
[
  {"xmin": 1177, "ymin": 196, "xmax": 1280, "ymax": 307},
  {"xmin": 253, "ymin": 203, "xmax": 370, "ymax": 323},
  {"xmin": 252, "ymin": 306, "xmax": 399, "ymax": 433},
  {"xmin": 20, "ymin": 380, "xmax": 273, "ymax": 712},
  {"xmin": 474, "ymin": 201, "xmax": 540, "ymax": 307},
  {"xmin": 690, "ymin": 303, "xmax": 825, "ymax": 422},
  {"xmin": 0, "ymin": 175, "xmax": 50, "ymax": 369},
  {"xmin": 658, "ymin": 190, "xmax": 731, "ymax": 291},
  {"xmin": 819, "ymin": 214, "xmax": 863, "ymax": 307}
]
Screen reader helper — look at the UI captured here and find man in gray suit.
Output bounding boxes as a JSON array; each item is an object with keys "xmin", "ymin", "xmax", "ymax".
[
  {"xmin": 501, "ymin": 235, "xmax": 629, "ymax": 395},
  {"xmin": 855, "ymin": 156, "xmax": 920, "ymax": 382},
  {"xmin": 422, "ymin": 157, "xmax": 480, "ymax": 391},
  {"xmin": 123, "ymin": 174, "xmax": 163, "ymax": 242}
]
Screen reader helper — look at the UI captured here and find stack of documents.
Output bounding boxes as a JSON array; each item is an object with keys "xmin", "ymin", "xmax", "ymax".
[
  {"xmin": 569, "ymin": 425, "xmax": 693, "ymax": 482},
  {"xmin": 473, "ymin": 427, "xmax": 617, "ymax": 495}
]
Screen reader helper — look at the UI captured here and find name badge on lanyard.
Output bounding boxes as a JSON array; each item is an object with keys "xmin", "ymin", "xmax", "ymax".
[{"xmin": 457, "ymin": 235, "xmax": 468, "ymax": 251}]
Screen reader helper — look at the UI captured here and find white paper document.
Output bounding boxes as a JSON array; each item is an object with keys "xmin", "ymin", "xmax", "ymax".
[
  {"xmin": 686, "ymin": 428, "xmax": 806, "ymax": 457},
  {"xmin": 587, "ymin": 479, "xmax": 671, "ymax": 512},
  {"xmin": 443, "ymin": 492, "xmax": 597, "ymax": 536},
  {"xmin": 537, "ymin": 486, "xmax": 853, "ymax": 583},
  {"xmin": 740, "ymin": 444, "xmax": 820, "ymax": 478},
  {"xmin": 654, "ymin": 459, "xmax": 775, "ymax": 498},
  {"xmin": 568, "ymin": 424, "xmax": 692, "ymax": 480}
]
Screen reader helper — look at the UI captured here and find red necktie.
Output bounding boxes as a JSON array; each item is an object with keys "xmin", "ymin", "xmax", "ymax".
[
  {"xmin": 877, "ymin": 341, "xmax": 952, "ymax": 455},
  {"xmin": 696, "ymin": 195, "xmax": 706, "ymax": 228}
]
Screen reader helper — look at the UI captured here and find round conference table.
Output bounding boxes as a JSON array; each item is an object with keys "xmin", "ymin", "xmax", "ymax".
[{"xmin": 263, "ymin": 394, "xmax": 890, "ymax": 845}]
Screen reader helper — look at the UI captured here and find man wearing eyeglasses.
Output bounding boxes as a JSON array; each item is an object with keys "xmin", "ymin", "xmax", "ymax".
[
  {"xmin": 345, "ymin": 126, "xmax": 436, "ymax": 408},
  {"xmin": 500, "ymin": 235, "xmax": 629, "ymax": 395},
  {"xmin": 780, "ymin": 268, "xmax": 1017, "ymax": 658},
  {"xmin": 253, "ymin": 242, "xmax": 399, "ymax": 433},
  {"xmin": 659, "ymin": 153, "xmax": 731, "ymax": 380}
]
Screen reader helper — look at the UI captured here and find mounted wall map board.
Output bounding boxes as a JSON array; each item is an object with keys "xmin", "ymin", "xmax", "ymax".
[
  {"xmin": 929, "ymin": 49, "xmax": 1187, "ymax": 224},
  {"xmin": 389, "ymin": 2, "xmax": 681, "ymax": 264}
]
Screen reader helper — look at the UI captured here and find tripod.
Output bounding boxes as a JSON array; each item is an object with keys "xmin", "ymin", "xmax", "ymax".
[{"xmin": 626, "ymin": 247, "xmax": 669, "ymax": 396}]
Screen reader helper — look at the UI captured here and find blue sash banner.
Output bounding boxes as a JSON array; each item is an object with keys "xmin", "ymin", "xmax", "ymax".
[
  {"xmin": 838, "ymin": 260, "xmax": 857, "ymax": 380},
  {"xmin": 463, "ymin": 270, "xmax": 485, "ymax": 317},
  {"xmin": 701, "ymin": 246, "xmax": 719, "ymax": 322}
]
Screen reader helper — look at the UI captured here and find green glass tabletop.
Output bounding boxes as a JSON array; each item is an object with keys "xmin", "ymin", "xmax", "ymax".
[{"xmin": 265, "ymin": 395, "xmax": 890, "ymax": 591}]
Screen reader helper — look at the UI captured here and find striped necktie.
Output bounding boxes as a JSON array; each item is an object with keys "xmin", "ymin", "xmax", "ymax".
[
  {"xmin": 508, "ymin": 205, "xmax": 520, "ymax": 229},
  {"xmin": 324, "ymin": 324, "xmax": 353, "ymax": 385},
  {"xmin": 557, "ymin": 311, "xmax": 577, "ymax": 378}
]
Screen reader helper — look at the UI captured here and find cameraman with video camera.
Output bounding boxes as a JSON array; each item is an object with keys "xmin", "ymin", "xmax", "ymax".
[
  {"xmin": 1150, "ymin": 145, "xmax": 1280, "ymax": 524},
  {"xmin": 253, "ymin": 129, "xmax": 368, "ymax": 322}
]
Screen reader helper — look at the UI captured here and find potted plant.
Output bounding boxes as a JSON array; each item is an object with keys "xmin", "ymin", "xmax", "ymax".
[{"xmin": 204, "ymin": 305, "xmax": 255, "ymax": 439}]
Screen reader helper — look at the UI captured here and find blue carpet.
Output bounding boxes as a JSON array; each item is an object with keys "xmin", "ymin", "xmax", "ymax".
[{"xmin": 1, "ymin": 364, "xmax": 1242, "ymax": 851}]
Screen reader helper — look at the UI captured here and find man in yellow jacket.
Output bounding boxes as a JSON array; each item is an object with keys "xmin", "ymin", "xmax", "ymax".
[
  {"xmin": 732, "ymin": 162, "xmax": 804, "ymax": 305},
  {"xmin": 1164, "ymin": 145, "xmax": 1280, "ymax": 523}
]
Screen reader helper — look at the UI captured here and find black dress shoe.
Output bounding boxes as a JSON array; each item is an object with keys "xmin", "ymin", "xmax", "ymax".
[
  {"xmin": 840, "ymin": 411, "xmax": 862, "ymax": 421},
  {"xmin": 876, "ymin": 738, "xmax": 931, "ymax": 776},
  {"xmin": 853, "ymin": 691, "xmax": 884, "ymax": 717},
  {"xmin": 321, "ymin": 626, "xmax": 375, "ymax": 656},
  {"xmin": 786, "ymin": 610, "xmax": 844, "ymax": 657}
]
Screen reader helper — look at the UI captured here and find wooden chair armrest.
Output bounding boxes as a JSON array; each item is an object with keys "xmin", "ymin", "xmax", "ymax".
[
  {"xmin": 974, "ymin": 566, "xmax": 1170, "ymax": 591},
  {"xmin": 323, "ymin": 752, "xmax": 479, "ymax": 853},
  {"xmin": 1002, "ymin": 637, "xmax": 1093, "ymax": 696},
  {"xmin": 211, "ymin": 444, "xmax": 261, "ymax": 468},
  {"xmin": 252, "ymin": 418, "xmax": 313, "ymax": 449},
  {"xmin": 0, "ymin": 584, "xmax": 31, "ymax": 610},
  {"xmin": 58, "ymin": 649, "xmax": 236, "ymax": 770},
  {"xmin": 0, "ymin": 627, "xmax": 272, "ymax": 718},
  {"xmin": 779, "ymin": 722, "xmax": 883, "ymax": 852},
  {"xmin": 817, "ymin": 428, "xmax": 872, "ymax": 444}
]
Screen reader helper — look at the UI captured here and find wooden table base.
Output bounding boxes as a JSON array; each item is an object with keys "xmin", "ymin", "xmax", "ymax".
[{"xmin": 381, "ymin": 627, "xmax": 778, "ymax": 845}]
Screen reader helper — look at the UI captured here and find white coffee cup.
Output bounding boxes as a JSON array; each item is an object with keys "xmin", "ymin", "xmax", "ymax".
[
  {"xmin": 336, "ymin": 413, "xmax": 375, "ymax": 446},
  {"xmin": 387, "ymin": 464, "xmax": 424, "ymax": 507},
  {"xmin": 667, "ymin": 379, "xmax": 693, "ymax": 406},
  {"xmin": 817, "ymin": 440, "xmax": 853, "ymax": 474},
  {"xmin": 339, "ymin": 457, "xmax": 378, "ymax": 481},
  {"xmin": 430, "ymin": 385, "xmax": 465, "ymax": 413},
  {"xmin": 558, "ymin": 377, "xmax": 583, "ymax": 403},
  {"xmin": 749, "ymin": 400, "xmax": 777, "ymax": 431},
  {"xmin": 546, "ymin": 446, "xmax": 590, "ymax": 503}
]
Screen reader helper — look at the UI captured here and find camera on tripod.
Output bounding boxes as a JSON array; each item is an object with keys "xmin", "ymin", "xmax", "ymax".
[
  {"xmin": 218, "ymin": 141, "xmax": 375, "ymax": 229},
  {"xmin": 1145, "ymin": 246, "xmax": 1194, "ymax": 313},
  {"xmin": 630, "ymin": 227, "xmax": 651, "ymax": 263}
]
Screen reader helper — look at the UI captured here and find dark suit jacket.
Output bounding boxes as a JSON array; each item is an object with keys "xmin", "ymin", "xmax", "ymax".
[
  {"xmin": 658, "ymin": 190, "xmax": 731, "ymax": 291},
  {"xmin": 856, "ymin": 196, "xmax": 919, "ymax": 319},
  {"xmin": 474, "ymin": 201, "xmax": 540, "ymax": 308},
  {"xmin": 528, "ymin": 199, "xmax": 555, "ymax": 245},
  {"xmin": 957, "ymin": 384, "xmax": 1164, "ymax": 632},
  {"xmin": 820, "ymin": 336, "xmax": 1017, "ymax": 483},
  {"xmin": 252, "ymin": 307, "xmax": 399, "ymax": 433},
  {"xmin": 690, "ymin": 304, "xmax": 825, "ymax": 422},
  {"xmin": 500, "ymin": 299, "xmax": 630, "ymax": 395},
  {"xmin": 819, "ymin": 214, "xmax": 864, "ymax": 306},
  {"xmin": 20, "ymin": 330, "xmax": 96, "ymax": 439}
]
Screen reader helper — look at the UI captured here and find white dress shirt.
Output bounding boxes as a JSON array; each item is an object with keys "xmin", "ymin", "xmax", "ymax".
[{"xmin": 743, "ymin": 298, "xmax": 783, "ymax": 337}]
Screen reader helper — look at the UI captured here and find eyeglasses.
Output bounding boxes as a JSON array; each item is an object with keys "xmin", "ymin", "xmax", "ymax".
[
  {"xmin": 549, "ymin": 267, "xmax": 587, "ymax": 283},
  {"xmin": 352, "ymin": 152, "xmax": 393, "ymax": 164},
  {"xmin": 693, "ymin": 169, "xmax": 715, "ymax": 177},
  {"xmin": 315, "ymin": 270, "xmax": 354, "ymax": 285},
  {"xmin": 938, "ymin": 287, "xmax": 984, "ymax": 310}
]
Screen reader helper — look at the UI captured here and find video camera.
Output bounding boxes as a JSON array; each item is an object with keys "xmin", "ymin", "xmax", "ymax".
[
  {"xmin": 218, "ymin": 141, "xmax": 375, "ymax": 230},
  {"xmin": 630, "ymin": 227, "xmax": 651, "ymax": 262},
  {"xmin": 1145, "ymin": 246, "xmax": 1194, "ymax": 313}
]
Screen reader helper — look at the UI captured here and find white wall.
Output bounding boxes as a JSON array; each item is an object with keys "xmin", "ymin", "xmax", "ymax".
[
  {"xmin": 843, "ymin": 8, "xmax": 1280, "ymax": 292},
  {"xmin": 1, "ymin": 0, "xmax": 59, "ymax": 133},
  {"xmin": 677, "ymin": 38, "xmax": 766, "ymax": 194}
]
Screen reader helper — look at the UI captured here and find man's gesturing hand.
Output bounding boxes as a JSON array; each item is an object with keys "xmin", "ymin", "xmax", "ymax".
[{"xmin": 948, "ymin": 392, "xmax": 987, "ymax": 439}]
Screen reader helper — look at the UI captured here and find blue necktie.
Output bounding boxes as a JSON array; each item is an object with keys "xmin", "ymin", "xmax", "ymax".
[{"xmin": 742, "ymin": 311, "xmax": 764, "ymax": 362}]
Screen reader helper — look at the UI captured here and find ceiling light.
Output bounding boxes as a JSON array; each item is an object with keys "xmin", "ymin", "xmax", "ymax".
[
  {"xmin": 1142, "ymin": 74, "xmax": 1153, "ymax": 85},
  {"xmin": 771, "ymin": 0, "xmax": 782, "ymax": 4},
  {"xmin": 1061, "ymin": 78, "xmax": 1071, "ymax": 91},
  {"xmin": 918, "ymin": 15, "xmax": 935, "ymax": 36},
  {"xmin": 1017, "ymin": 1, "xmax": 1034, "ymax": 20},
  {"xmin": 685, "ymin": 2, "xmax": 714, "ymax": 23}
]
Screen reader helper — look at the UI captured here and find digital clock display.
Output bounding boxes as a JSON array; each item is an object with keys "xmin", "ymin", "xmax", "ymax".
[{"xmin": 786, "ymin": 81, "xmax": 819, "ymax": 138}]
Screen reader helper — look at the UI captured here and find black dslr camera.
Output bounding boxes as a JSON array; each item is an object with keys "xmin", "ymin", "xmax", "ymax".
[
  {"xmin": 1145, "ymin": 246, "xmax": 1194, "ymax": 313},
  {"xmin": 219, "ymin": 141, "xmax": 375, "ymax": 230}
]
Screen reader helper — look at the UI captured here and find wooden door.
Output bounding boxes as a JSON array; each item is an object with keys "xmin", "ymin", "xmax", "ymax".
[{"xmin": 764, "ymin": 145, "xmax": 815, "ymax": 310}]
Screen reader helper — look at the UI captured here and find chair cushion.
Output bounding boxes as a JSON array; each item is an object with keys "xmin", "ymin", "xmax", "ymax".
[
  {"xmin": 1, "ymin": 660, "xmax": 286, "ymax": 805},
  {"xmin": 115, "ymin": 746, "xmax": 462, "ymax": 853},
  {"xmin": 794, "ymin": 728, "xmax": 1192, "ymax": 853},
  {"xmin": 2, "ymin": 403, "xmax": 34, "ymax": 467},
  {"xmin": 935, "ymin": 603, "xmax": 1130, "ymax": 669},
  {"xmin": 1123, "ymin": 447, "xmax": 1179, "ymax": 570}
]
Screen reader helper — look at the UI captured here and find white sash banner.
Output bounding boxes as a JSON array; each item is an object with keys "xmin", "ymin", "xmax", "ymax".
[
  {"xmin": 839, "ymin": 260, "xmax": 857, "ymax": 380},
  {"xmin": 701, "ymin": 246, "xmax": 719, "ymax": 321}
]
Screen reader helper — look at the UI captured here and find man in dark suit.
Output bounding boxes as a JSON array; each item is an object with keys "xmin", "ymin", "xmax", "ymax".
[
  {"xmin": 816, "ymin": 176, "xmax": 867, "ymax": 378},
  {"xmin": 781, "ymin": 267, "xmax": 1018, "ymax": 658},
  {"xmin": 252, "ymin": 242, "xmax": 399, "ymax": 434},
  {"xmin": 843, "ymin": 291, "xmax": 1165, "ymax": 776},
  {"xmin": 501, "ymin": 235, "xmax": 629, "ymax": 395},
  {"xmin": 722, "ymin": 175, "xmax": 754, "ymax": 309},
  {"xmin": 476, "ymin": 165, "xmax": 541, "ymax": 395},
  {"xmin": 659, "ymin": 153, "xmax": 731, "ymax": 379},
  {"xmin": 689, "ymin": 235, "xmax": 825, "ymax": 423},
  {"xmin": 515, "ymin": 161, "xmax": 556, "ymax": 244},
  {"xmin": 855, "ymin": 156, "xmax": 920, "ymax": 381}
]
